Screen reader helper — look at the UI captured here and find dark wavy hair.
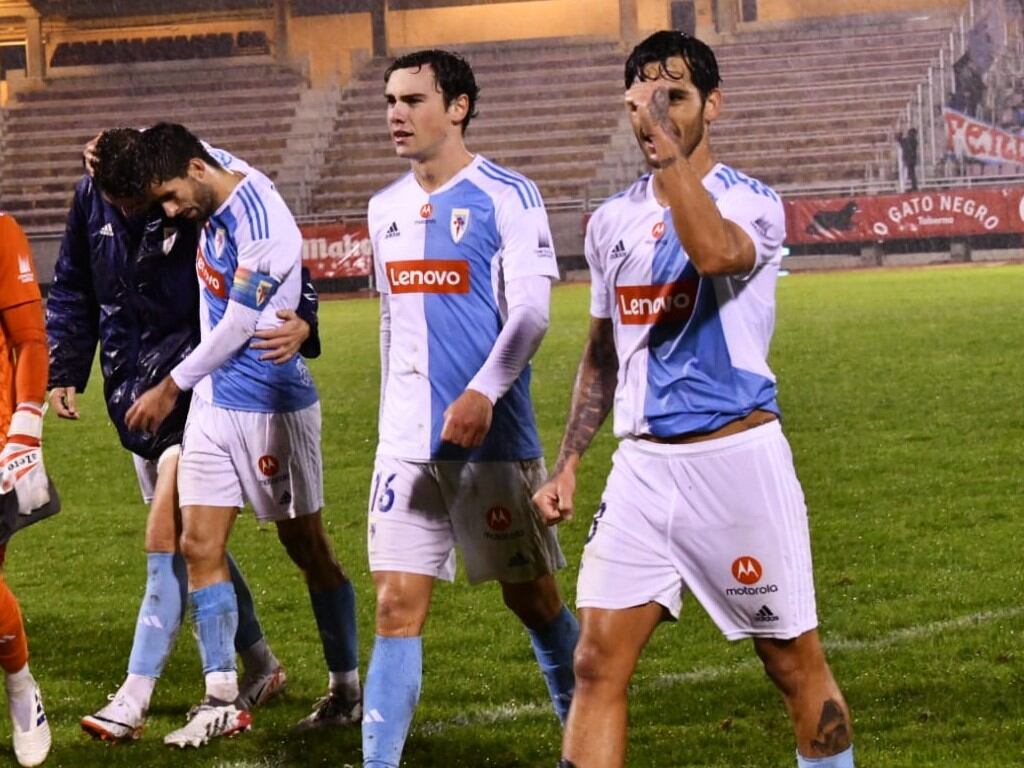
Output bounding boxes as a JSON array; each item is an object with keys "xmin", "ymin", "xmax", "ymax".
[
  {"xmin": 137, "ymin": 122, "xmax": 221, "ymax": 186},
  {"xmin": 384, "ymin": 49, "xmax": 480, "ymax": 133},
  {"xmin": 625, "ymin": 30, "xmax": 721, "ymax": 102},
  {"xmin": 92, "ymin": 128, "xmax": 147, "ymax": 203}
]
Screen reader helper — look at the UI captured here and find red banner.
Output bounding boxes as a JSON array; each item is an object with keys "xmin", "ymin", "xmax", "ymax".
[
  {"xmin": 944, "ymin": 108, "xmax": 1024, "ymax": 166},
  {"xmin": 300, "ymin": 223, "xmax": 372, "ymax": 279},
  {"xmin": 785, "ymin": 187, "xmax": 1024, "ymax": 244}
]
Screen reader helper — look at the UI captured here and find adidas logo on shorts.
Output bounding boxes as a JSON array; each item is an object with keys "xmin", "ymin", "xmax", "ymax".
[{"xmin": 754, "ymin": 605, "xmax": 779, "ymax": 623}]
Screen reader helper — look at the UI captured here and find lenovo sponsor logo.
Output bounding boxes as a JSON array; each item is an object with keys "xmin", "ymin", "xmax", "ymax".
[
  {"xmin": 196, "ymin": 249, "xmax": 227, "ymax": 298},
  {"xmin": 387, "ymin": 259, "xmax": 469, "ymax": 294},
  {"xmin": 616, "ymin": 276, "xmax": 698, "ymax": 325}
]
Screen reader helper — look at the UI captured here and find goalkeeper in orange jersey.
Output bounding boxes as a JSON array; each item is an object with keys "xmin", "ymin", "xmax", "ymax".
[{"xmin": 0, "ymin": 211, "xmax": 56, "ymax": 767}]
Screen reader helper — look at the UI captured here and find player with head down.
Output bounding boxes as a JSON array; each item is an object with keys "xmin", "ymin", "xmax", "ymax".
[
  {"xmin": 361, "ymin": 49, "xmax": 578, "ymax": 768},
  {"xmin": 124, "ymin": 123, "xmax": 360, "ymax": 747},
  {"xmin": 533, "ymin": 31, "xmax": 856, "ymax": 768},
  {"xmin": 46, "ymin": 128, "xmax": 323, "ymax": 742}
]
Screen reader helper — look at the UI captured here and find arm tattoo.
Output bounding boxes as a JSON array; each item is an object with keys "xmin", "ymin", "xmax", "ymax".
[
  {"xmin": 809, "ymin": 699, "xmax": 851, "ymax": 756},
  {"xmin": 553, "ymin": 320, "xmax": 617, "ymax": 473}
]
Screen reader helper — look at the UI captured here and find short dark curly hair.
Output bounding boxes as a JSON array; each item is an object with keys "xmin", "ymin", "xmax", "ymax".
[
  {"xmin": 138, "ymin": 122, "xmax": 221, "ymax": 187},
  {"xmin": 625, "ymin": 30, "xmax": 721, "ymax": 102},
  {"xmin": 384, "ymin": 49, "xmax": 480, "ymax": 133},
  {"xmin": 92, "ymin": 128, "xmax": 147, "ymax": 203}
]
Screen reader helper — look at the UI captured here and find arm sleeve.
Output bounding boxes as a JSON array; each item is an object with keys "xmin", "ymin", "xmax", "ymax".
[
  {"xmin": 496, "ymin": 191, "xmax": 561, "ymax": 283},
  {"xmin": 0, "ymin": 301, "xmax": 48, "ymax": 406},
  {"xmin": 378, "ymin": 292, "xmax": 391, "ymax": 423},
  {"xmin": 466, "ymin": 274, "xmax": 551, "ymax": 403},
  {"xmin": 716, "ymin": 185, "xmax": 786, "ymax": 280},
  {"xmin": 170, "ymin": 238, "xmax": 291, "ymax": 392},
  {"xmin": 44, "ymin": 185, "xmax": 101, "ymax": 391},
  {"xmin": 584, "ymin": 216, "xmax": 612, "ymax": 319},
  {"xmin": 296, "ymin": 265, "xmax": 321, "ymax": 359}
]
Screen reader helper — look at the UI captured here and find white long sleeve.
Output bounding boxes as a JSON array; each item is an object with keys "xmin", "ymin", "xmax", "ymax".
[
  {"xmin": 466, "ymin": 274, "xmax": 551, "ymax": 403},
  {"xmin": 170, "ymin": 300, "xmax": 261, "ymax": 392}
]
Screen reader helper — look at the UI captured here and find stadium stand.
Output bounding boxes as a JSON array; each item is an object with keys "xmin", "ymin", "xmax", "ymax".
[
  {"xmin": 0, "ymin": 56, "xmax": 307, "ymax": 231},
  {"xmin": 308, "ymin": 12, "xmax": 955, "ymax": 215},
  {"xmin": 49, "ymin": 32, "xmax": 270, "ymax": 67},
  {"xmin": 309, "ymin": 38, "xmax": 626, "ymax": 215}
]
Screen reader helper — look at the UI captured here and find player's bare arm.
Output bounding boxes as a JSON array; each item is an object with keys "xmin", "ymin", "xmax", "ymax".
[
  {"xmin": 48, "ymin": 386, "xmax": 80, "ymax": 419},
  {"xmin": 627, "ymin": 81, "xmax": 756, "ymax": 277},
  {"xmin": 440, "ymin": 389, "xmax": 493, "ymax": 448},
  {"xmin": 124, "ymin": 376, "xmax": 180, "ymax": 433},
  {"xmin": 251, "ymin": 309, "xmax": 310, "ymax": 364},
  {"xmin": 532, "ymin": 317, "xmax": 617, "ymax": 525}
]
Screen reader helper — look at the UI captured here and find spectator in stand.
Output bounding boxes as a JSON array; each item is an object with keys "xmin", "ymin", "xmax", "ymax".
[{"xmin": 897, "ymin": 128, "xmax": 919, "ymax": 191}]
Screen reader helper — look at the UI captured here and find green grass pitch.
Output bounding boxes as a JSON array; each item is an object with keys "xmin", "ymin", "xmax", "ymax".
[{"xmin": 10, "ymin": 263, "xmax": 1024, "ymax": 767}]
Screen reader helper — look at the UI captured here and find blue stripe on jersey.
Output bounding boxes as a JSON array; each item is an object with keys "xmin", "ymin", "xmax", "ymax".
[
  {"xmin": 423, "ymin": 179, "xmax": 543, "ymax": 461},
  {"xmin": 478, "ymin": 164, "xmax": 529, "ymax": 209},
  {"xmin": 717, "ymin": 164, "xmax": 780, "ymax": 202},
  {"xmin": 479, "ymin": 160, "xmax": 540, "ymax": 209},
  {"xmin": 201, "ymin": 208, "xmax": 318, "ymax": 413},
  {"xmin": 236, "ymin": 187, "xmax": 259, "ymax": 240},
  {"xmin": 643, "ymin": 211, "xmax": 778, "ymax": 436},
  {"xmin": 238, "ymin": 184, "xmax": 268, "ymax": 240},
  {"xmin": 245, "ymin": 182, "xmax": 271, "ymax": 238}
]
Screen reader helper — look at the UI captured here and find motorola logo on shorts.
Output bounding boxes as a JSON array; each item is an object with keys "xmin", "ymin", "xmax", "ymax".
[
  {"xmin": 484, "ymin": 504, "xmax": 523, "ymax": 541},
  {"xmin": 257, "ymin": 454, "xmax": 280, "ymax": 477},
  {"xmin": 726, "ymin": 555, "xmax": 779, "ymax": 597}
]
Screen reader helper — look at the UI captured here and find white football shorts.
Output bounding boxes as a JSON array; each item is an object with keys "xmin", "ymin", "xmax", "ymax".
[
  {"xmin": 132, "ymin": 445, "xmax": 181, "ymax": 504},
  {"xmin": 576, "ymin": 420, "xmax": 819, "ymax": 640},
  {"xmin": 177, "ymin": 395, "xmax": 323, "ymax": 523},
  {"xmin": 367, "ymin": 455, "xmax": 566, "ymax": 585}
]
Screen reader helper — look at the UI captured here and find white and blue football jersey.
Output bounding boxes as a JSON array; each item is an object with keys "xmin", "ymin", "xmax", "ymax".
[
  {"xmin": 587, "ymin": 163, "xmax": 786, "ymax": 438},
  {"xmin": 369, "ymin": 155, "xmax": 559, "ymax": 462},
  {"xmin": 192, "ymin": 164, "xmax": 318, "ymax": 413}
]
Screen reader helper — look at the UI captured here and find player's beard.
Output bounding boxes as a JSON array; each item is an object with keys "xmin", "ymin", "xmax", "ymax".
[{"xmin": 193, "ymin": 183, "xmax": 218, "ymax": 222}]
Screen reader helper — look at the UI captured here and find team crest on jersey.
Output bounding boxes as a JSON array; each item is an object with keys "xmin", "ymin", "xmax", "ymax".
[
  {"xmin": 652, "ymin": 221, "xmax": 666, "ymax": 240},
  {"xmin": 16, "ymin": 254, "xmax": 32, "ymax": 284},
  {"xmin": 450, "ymin": 208, "xmax": 470, "ymax": 243},
  {"xmin": 255, "ymin": 279, "xmax": 274, "ymax": 308},
  {"xmin": 214, "ymin": 227, "xmax": 226, "ymax": 258}
]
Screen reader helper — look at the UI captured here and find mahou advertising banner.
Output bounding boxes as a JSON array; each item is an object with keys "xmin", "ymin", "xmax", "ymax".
[
  {"xmin": 300, "ymin": 223, "xmax": 372, "ymax": 279},
  {"xmin": 943, "ymin": 107, "xmax": 1024, "ymax": 166},
  {"xmin": 785, "ymin": 187, "xmax": 1024, "ymax": 245}
]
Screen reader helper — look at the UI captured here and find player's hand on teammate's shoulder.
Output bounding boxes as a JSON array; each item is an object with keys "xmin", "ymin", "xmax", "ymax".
[
  {"xmin": 48, "ymin": 387, "xmax": 80, "ymax": 420},
  {"xmin": 440, "ymin": 389, "xmax": 493, "ymax": 449},
  {"xmin": 532, "ymin": 465, "xmax": 577, "ymax": 527},
  {"xmin": 125, "ymin": 377, "xmax": 180, "ymax": 434},
  {"xmin": 252, "ymin": 309, "xmax": 310, "ymax": 364},
  {"xmin": 83, "ymin": 132, "xmax": 104, "ymax": 176}
]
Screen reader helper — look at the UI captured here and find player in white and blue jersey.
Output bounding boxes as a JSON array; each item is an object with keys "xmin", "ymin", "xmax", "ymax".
[
  {"xmin": 362, "ymin": 50, "xmax": 579, "ymax": 768},
  {"xmin": 533, "ymin": 32, "xmax": 856, "ymax": 768},
  {"xmin": 124, "ymin": 123, "xmax": 361, "ymax": 747}
]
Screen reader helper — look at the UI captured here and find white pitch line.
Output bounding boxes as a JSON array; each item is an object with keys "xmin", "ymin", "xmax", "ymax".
[
  {"xmin": 212, "ymin": 606, "xmax": 1024, "ymax": 764},
  {"xmin": 418, "ymin": 605, "xmax": 1024, "ymax": 731}
]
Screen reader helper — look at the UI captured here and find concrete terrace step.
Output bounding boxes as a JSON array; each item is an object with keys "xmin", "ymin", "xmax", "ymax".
[
  {"xmin": 325, "ymin": 129, "xmax": 615, "ymax": 162},
  {"xmin": 3, "ymin": 103, "xmax": 298, "ymax": 134}
]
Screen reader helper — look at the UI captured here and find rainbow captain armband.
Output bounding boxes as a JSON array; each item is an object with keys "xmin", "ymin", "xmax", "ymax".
[{"xmin": 230, "ymin": 268, "xmax": 281, "ymax": 310}]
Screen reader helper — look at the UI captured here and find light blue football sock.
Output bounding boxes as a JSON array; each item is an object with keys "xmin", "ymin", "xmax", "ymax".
[
  {"xmin": 190, "ymin": 581, "xmax": 238, "ymax": 675},
  {"xmin": 309, "ymin": 580, "xmax": 359, "ymax": 673},
  {"xmin": 126, "ymin": 552, "xmax": 187, "ymax": 678},
  {"xmin": 362, "ymin": 636, "xmax": 422, "ymax": 768},
  {"xmin": 797, "ymin": 745, "xmax": 855, "ymax": 768},
  {"xmin": 527, "ymin": 605, "xmax": 579, "ymax": 724},
  {"xmin": 227, "ymin": 553, "xmax": 263, "ymax": 652}
]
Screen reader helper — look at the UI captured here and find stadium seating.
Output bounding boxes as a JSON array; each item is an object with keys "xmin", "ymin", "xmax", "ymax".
[
  {"xmin": 0, "ymin": 56, "xmax": 305, "ymax": 231},
  {"xmin": 49, "ymin": 31, "xmax": 269, "ymax": 67},
  {"xmin": 308, "ymin": 14, "xmax": 955, "ymax": 214}
]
